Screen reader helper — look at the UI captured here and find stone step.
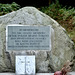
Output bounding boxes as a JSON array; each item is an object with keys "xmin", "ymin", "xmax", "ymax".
[
  {"xmin": 0, "ymin": 73, "xmax": 53, "ymax": 75},
  {"xmin": 0, "ymin": 72, "xmax": 75, "ymax": 75}
]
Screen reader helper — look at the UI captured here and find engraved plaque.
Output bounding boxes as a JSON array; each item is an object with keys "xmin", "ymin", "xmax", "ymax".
[
  {"xmin": 6, "ymin": 24, "xmax": 51, "ymax": 50},
  {"xmin": 16, "ymin": 55, "xmax": 35, "ymax": 75}
]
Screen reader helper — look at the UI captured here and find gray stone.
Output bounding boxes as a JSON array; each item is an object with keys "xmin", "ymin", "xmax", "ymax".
[
  {"xmin": 0, "ymin": 72, "xmax": 75, "ymax": 75},
  {"xmin": 0, "ymin": 7, "xmax": 75, "ymax": 72}
]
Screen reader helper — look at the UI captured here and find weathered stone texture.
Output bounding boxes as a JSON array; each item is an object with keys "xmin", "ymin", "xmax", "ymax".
[{"xmin": 0, "ymin": 7, "xmax": 75, "ymax": 72}]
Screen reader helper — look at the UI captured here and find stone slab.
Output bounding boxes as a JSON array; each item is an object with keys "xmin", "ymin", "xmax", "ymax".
[
  {"xmin": 0, "ymin": 72, "xmax": 75, "ymax": 75},
  {"xmin": 0, "ymin": 73, "xmax": 53, "ymax": 75}
]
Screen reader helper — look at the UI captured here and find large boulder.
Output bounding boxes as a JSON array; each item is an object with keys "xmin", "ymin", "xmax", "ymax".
[{"xmin": 0, "ymin": 7, "xmax": 75, "ymax": 72}]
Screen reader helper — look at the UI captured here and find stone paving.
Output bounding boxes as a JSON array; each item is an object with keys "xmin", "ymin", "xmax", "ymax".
[{"xmin": 0, "ymin": 72, "xmax": 75, "ymax": 75}]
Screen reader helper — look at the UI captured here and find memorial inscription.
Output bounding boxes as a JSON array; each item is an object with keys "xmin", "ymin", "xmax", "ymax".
[{"xmin": 6, "ymin": 25, "xmax": 51, "ymax": 50}]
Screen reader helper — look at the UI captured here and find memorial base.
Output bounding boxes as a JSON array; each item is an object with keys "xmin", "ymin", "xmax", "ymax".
[{"xmin": 0, "ymin": 72, "xmax": 74, "ymax": 75}]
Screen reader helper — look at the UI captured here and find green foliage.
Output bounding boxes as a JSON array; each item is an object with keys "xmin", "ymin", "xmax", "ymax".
[
  {"xmin": 40, "ymin": 0, "xmax": 62, "ymax": 20},
  {"xmin": 68, "ymin": 30, "xmax": 75, "ymax": 44},
  {"xmin": 40, "ymin": 0, "xmax": 75, "ymax": 44},
  {"xmin": 40, "ymin": 1, "xmax": 75, "ymax": 21},
  {"xmin": 59, "ymin": 7, "xmax": 75, "ymax": 21},
  {"xmin": 72, "ymin": 16, "xmax": 75, "ymax": 24},
  {"xmin": 0, "ymin": 2, "xmax": 20, "ymax": 15}
]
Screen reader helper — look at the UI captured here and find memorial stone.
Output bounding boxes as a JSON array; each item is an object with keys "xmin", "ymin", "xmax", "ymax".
[{"xmin": 0, "ymin": 7, "xmax": 74, "ymax": 72}]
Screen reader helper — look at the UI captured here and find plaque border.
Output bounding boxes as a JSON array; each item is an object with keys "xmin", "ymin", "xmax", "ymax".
[{"xmin": 6, "ymin": 24, "xmax": 51, "ymax": 51}]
